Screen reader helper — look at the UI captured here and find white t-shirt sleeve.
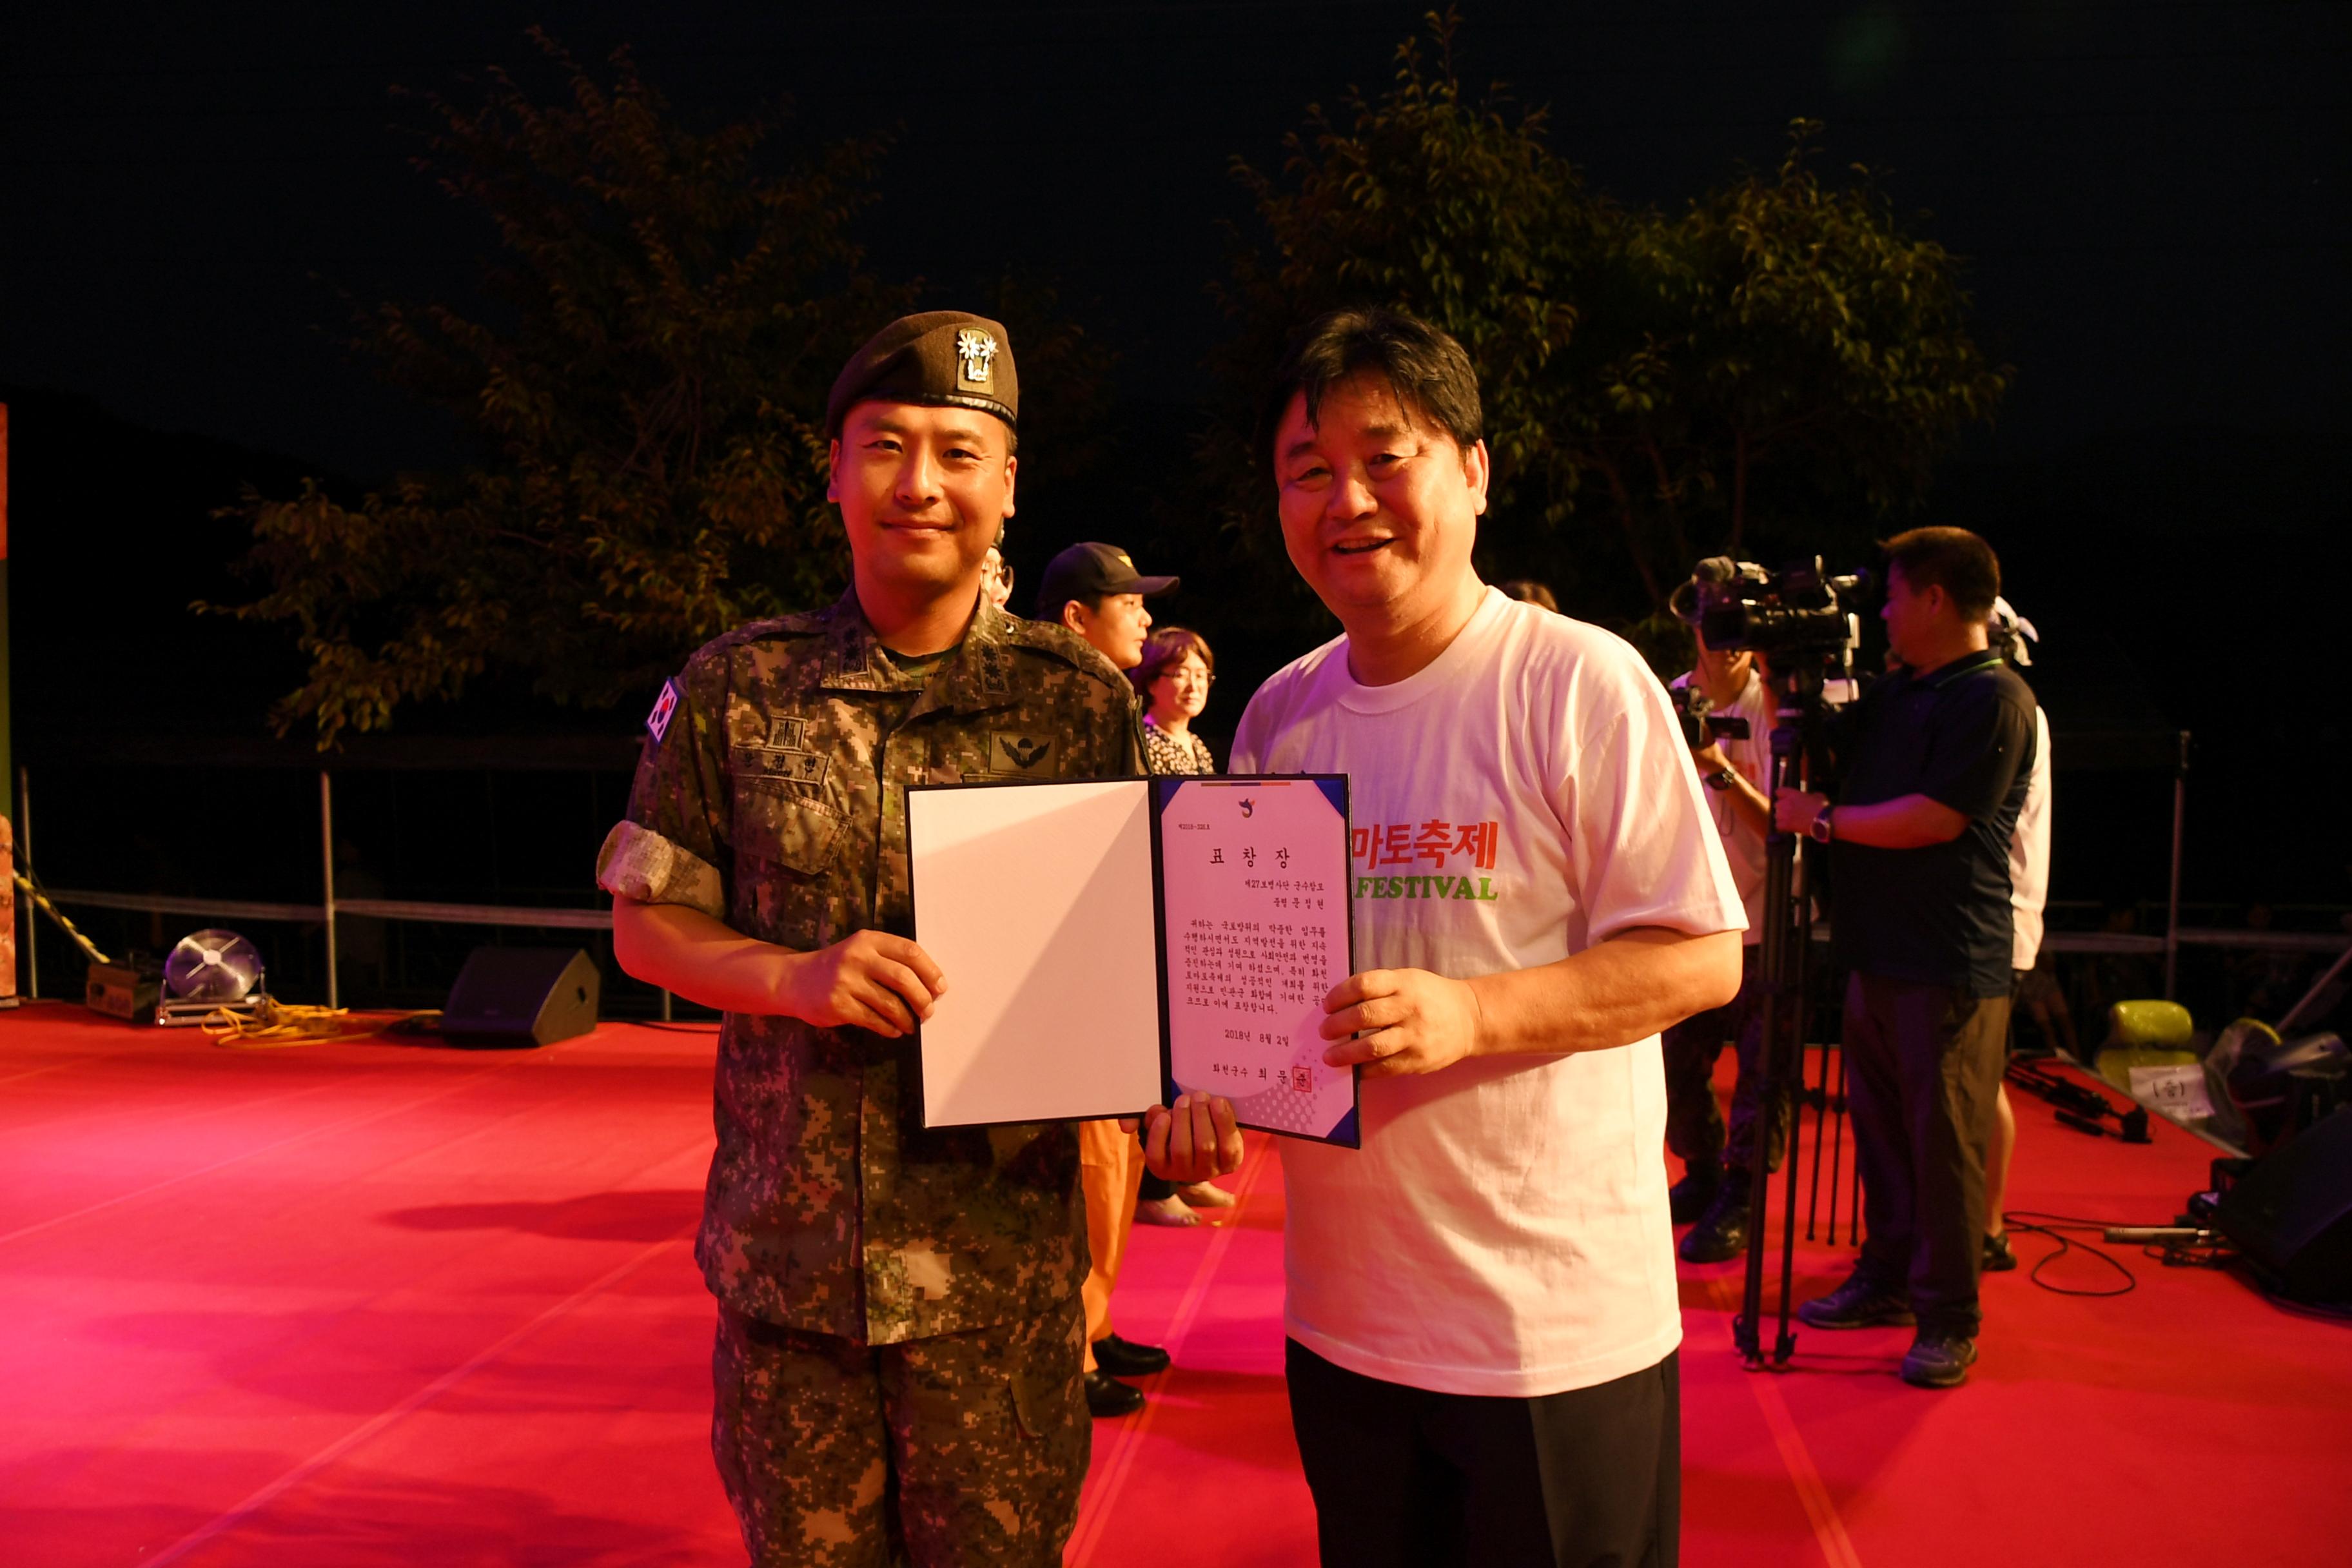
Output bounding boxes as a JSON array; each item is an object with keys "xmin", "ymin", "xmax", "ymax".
[
  {"xmin": 1560, "ymin": 643, "xmax": 1748, "ymax": 945},
  {"xmin": 1230, "ymin": 689, "xmax": 1272, "ymax": 776},
  {"xmin": 2009, "ymin": 709, "xmax": 2053, "ymax": 969}
]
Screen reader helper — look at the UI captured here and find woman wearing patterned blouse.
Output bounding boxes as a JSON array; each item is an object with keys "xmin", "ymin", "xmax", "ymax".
[
  {"xmin": 1128, "ymin": 627, "xmax": 1237, "ymax": 1225},
  {"xmin": 1137, "ymin": 633, "xmax": 1217, "ymax": 777}
]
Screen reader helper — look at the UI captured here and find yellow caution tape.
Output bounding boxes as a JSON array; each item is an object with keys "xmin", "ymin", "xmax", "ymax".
[{"xmin": 9, "ymin": 870, "xmax": 112, "ymax": 966}]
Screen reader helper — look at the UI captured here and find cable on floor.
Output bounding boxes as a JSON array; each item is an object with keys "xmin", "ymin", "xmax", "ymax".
[{"xmin": 1998, "ymin": 1210, "xmax": 2142, "ymax": 1298}]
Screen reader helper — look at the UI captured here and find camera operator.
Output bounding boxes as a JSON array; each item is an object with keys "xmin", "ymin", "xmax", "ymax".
[
  {"xmin": 1773, "ymin": 526, "xmax": 2038, "ymax": 1389},
  {"xmin": 1662, "ymin": 621, "xmax": 1783, "ymax": 1262}
]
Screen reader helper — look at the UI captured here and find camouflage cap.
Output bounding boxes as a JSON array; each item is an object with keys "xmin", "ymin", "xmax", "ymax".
[{"xmin": 827, "ymin": 311, "xmax": 1017, "ymax": 436}]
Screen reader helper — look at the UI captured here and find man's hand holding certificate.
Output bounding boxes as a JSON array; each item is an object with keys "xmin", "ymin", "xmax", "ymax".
[
  {"xmin": 1132, "ymin": 1092, "xmax": 1246, "ymax": 1184},
  {"xmin": 784, "ymin": 929, "xmax": 947, "ymax": 1037},
  {"xmin": 1136, "ymin": 963, "xmax": 1487, "ymax": 1180},
  {"xmin": 1317, "ymin": 966, "xmax": 1485, "ymax": 1079}
]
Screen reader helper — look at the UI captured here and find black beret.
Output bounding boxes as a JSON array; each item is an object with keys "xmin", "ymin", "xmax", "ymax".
[{"xmin": 826, "ymin": 311, "xmax": 1017, "ymax": 437}]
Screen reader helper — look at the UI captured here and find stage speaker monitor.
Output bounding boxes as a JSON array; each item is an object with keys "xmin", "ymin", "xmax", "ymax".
[
  {"xmin": 2214, "ymin": 1108, "xmax": 2352, "ymax": 1309},
  {"xmin": 442, "ymin": 947, "xmax": 600, "ymax": 1048}
]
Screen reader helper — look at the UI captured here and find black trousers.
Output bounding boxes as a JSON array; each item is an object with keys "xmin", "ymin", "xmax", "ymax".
[
  {"xmin": 1286, "ymin": 1340, "xmax": 1680, "ymax": 1568},
  {"xmin": 1843, "ymin": 972, "xmax": 2011, "ymax": 1337},
  {"xmin": 1661, "ymin": 946, "xmax": 1779, "ymax": 1174}
]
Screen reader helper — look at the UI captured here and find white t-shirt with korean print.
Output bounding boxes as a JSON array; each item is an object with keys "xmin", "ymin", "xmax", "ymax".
[{"xmin": 1231, "ymin": 587, "xmax": 1746, "ymax": 1397}]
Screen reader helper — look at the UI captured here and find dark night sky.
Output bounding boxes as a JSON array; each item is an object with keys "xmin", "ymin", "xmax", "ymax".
[
  {"xmin": 3, "ymin": 0, "xmax": 2344, "ymax": 482},
  {"xmin": 1, "ymin": 2, "xmax": 2348, "ymax": 927}
]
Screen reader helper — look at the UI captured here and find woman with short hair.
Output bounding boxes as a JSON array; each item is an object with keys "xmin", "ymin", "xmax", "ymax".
[{"xmin": 1128, "ymin": 627, "xmax": 1237, "ymax": 1225}]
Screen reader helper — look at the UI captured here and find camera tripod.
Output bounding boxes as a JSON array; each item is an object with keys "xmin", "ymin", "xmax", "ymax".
[{"xmin": 1730, "ymin": 660, "xmax": 1855, "ymax": 1369}]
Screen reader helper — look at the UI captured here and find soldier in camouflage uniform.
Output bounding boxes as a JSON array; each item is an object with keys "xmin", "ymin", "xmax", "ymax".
[{"xmin": 597, "ymin": 311, "xmax": 1142, "ymax": 1567}]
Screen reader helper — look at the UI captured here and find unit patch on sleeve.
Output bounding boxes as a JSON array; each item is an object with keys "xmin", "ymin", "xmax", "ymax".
[{"xmin": 646, "ymin": 679, "xmax": 681, "ymax": 745}]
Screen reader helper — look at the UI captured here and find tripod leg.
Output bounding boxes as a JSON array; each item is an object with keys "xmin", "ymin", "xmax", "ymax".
[
  {"xmin": 1738, "ymin": 689, "xmax": 1810, "ymax": 1366},
  {"xmin": 1734, "ymin": 992, "xmax": 1778, "ymax": 1366},
  {"xmin": 1774, "ymin": 991, "xmax": 1804, "ymax": 1362},
  {"xmin": 1806, "ymin": 1023, "xmax": 1828, "ymax": 1240},
  {"xmin": 1848, "ymin": 1052, "xmax": 1864, "ymax": 1246},
  {"xmin": 1827, "ymin": 1044, "xmax": 1847, "ymax": 1246}
]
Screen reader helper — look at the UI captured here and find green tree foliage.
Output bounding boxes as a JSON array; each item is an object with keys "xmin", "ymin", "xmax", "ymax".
[
  {"xmin": 1202, "ymin": 10, "xmax": 1591, "ymax": 620},
  {"xmin": 1213, "ymin": 12, "xmax": 2009, "ymax": 656},
  {"xmin": 1571, "ymin": 121, "xmax": 2012, "ymax": 616},
  {"xmin": 214, "ymin": 34, "xmax": 903, "ymax": 746}
]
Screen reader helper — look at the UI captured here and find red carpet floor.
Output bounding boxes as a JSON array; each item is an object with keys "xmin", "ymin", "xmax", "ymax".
[{"xmin": 4, "ymin": 1003, "xmax": 2347, "ymax": 1566}]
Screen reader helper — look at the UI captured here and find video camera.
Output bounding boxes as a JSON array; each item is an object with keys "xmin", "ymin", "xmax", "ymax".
[
  {"xmin": 1671, "ymin": 556, "xmax": 1872, "ymax": 667},
  {"xmin": 1667, "ymin": 555, "xmax": 1879, "ymax": 1369},
  {"xmin": 1668, "ymin": 683, "xmax": 1751, "ymax": 750}
]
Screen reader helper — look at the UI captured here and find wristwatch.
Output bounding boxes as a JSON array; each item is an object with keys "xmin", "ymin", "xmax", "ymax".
[
  {"xmin": 1807, "ymin": 805, "xmax": 1836, "ymax": 844},
  {"xmin": 1704, "ymin": 767, "xmax": 1736, "ymax": 792}
]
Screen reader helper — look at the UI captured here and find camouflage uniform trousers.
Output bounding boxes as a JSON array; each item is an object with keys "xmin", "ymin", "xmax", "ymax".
[{"xmin": 712, "ymin": 1291, "xmax": 1090, "ymax": 1567}]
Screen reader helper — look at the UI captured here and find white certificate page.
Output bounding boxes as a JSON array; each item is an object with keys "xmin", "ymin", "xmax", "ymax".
[
  {"xmin": 1157, "ymin": 777, "xmax": 1359, "ymax": 1145},
  {"xmin": 907, "ymin": 780, "xmax": 1165, "ymax": 1127}
]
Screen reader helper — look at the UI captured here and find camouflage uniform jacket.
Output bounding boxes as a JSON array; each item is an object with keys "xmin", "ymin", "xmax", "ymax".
[{"xmin": 596, "ymin": 589, "xmax": 1143, "ymax": 1345}]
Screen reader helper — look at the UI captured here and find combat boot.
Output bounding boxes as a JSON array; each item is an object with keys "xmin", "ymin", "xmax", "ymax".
[
  {"xmin": 1668, "ymin": 1163, "xmax": 1721, "ymax": 1225},
  {"xmin": 1084, "ymin": 1371, "xmax": 1144, "ymax": 1417},
  {"xmin": 1678, "ymin": 1169, "xmax": 1752, "ymax": 1264}
]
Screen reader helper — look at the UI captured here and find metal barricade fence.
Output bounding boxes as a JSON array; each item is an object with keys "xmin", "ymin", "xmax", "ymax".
[
  {"xmin": 14, "ymin": 767, "xmax": 2346, "ymax": 1018},
  {"xmin": 14, "ymin": 767, "xmax": 643, "ymax": 1014}
]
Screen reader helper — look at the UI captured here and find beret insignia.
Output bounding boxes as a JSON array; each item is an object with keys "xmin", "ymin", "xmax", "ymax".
[{"xmin": 955, "ymin": 328, "xmax": 998, "ymax": 388}]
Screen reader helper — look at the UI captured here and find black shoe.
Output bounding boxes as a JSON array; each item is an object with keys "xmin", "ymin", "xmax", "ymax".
[
  {"xmin": 1982, "ymin": 1231, "xmax": 2017, "ymax": 1273},
  {"xmin": 1678, "ymin": 1177, "xmax": 1752, "ymax": 1264},
  {"xmin": 1092, "ymin": 1333, "xmax": 1170, "ymax": 1378},
  {"xmin": 1899, "ymin": 1333, "xmax": 1977, "ymax": 1388},
  {"xmin": 1669, "ymin": 1166, "xmax": 1721, "ymax": 1224},
  {"xmin": 1084, "ymin": 1370, "xmax": 1145, "ymax": 1417},
  {"xmin": 1795, "ymin": 1274, "xmax": 1916, "ymax": 1330}
]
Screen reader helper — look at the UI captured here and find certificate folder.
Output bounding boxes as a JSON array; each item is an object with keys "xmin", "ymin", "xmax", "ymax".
[{"xmin": 906, "ymin": 774, "xmax": 1359, "ymax": 1147}]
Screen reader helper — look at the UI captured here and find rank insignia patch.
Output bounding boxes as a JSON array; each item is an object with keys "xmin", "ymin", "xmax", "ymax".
[
  {"xmin": 646, "ymin": 680, "xmax": 681, "ymax": 745},
  {"xmin": 955, "ymin": 327, "xmax": 998, "ymax": 387},
  {"xmin": 765, "ymin": 715, "xmax": 807, "ymax": 752},
  {"xmin": 991, "ymin": 732, "xmax": 1054, "ymax": 774},
  {"xmin": 974, "ymin": 643, "xmax": 1012, "ymax": 696}
]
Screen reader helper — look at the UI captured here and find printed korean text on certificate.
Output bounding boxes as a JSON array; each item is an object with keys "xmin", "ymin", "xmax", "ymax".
[{"xmin": 1157, "ymin": 776, "xmax": 1358, "ymax": 1144}]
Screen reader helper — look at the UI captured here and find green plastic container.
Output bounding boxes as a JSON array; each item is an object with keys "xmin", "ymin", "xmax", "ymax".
[{"xmin": 2095, "ymin": 999, "xmax": 2198, "ymax": 1092}]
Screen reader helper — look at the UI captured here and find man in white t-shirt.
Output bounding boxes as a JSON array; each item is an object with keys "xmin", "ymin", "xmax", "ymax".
[
  {"xmin": 1661, "ymin": 622, "xmax": 1785, "ymax": 1264},
  {"xmin": 1983, "ymin": 598, "xmax": 2052, "ymax": 1274},
  {"xmin": 1141, "ymin": 308, "xmax": 1745, "ymax": 1568}
]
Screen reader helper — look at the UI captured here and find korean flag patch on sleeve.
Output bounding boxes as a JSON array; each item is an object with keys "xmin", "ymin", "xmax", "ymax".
[{"xmin": 645, "ymin": 678, "xmax": 682, "ymax": 747}]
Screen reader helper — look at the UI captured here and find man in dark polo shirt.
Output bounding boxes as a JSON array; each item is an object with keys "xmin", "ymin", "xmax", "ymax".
[{"xmin": 1774, "ymin": 525, "xmax": 2037, "ymax": 1389}]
